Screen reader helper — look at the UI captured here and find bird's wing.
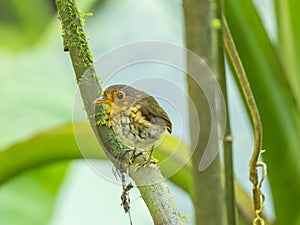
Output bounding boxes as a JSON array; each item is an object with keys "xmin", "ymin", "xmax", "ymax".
[{"xmin": 138, "ymin": 96, "xmax": 172, "ymax": 133}]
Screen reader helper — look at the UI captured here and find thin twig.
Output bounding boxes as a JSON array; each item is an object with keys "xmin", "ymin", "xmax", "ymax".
[
  {"xmin": 215, "ymin": 0, "xmax": 237, "ymax": 224},
  {"xmin": 121, "ymin": 173, "xmax": 133, "ymax": 225},
  {"xmin": 223, "ymin": 15, "xmax": 266, "ymax": 225}
]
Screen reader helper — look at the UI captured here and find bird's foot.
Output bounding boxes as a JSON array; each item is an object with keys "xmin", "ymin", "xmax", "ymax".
[
  {"xmin": 120, "ymin": 147, "xmax": 157, "ymax": 173},
  {"xmin": 132, "ymin": 146, "xmax": 157, "ymax": 169}
]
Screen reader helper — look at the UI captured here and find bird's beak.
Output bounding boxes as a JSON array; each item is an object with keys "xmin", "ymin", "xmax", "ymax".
[{"xmin": 93, "ymin": 96, "xmax": 111, "ymax": 104}]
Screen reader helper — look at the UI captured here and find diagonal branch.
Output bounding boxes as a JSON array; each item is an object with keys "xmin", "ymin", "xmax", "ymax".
[{"xmin": 55, "ymin": 0, "xmax": 183, "ymax": 224}]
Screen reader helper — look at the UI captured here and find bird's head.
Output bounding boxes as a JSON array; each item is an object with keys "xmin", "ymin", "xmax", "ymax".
[{"xmin": 93, "ymin": 85, "xmax": 144, "ymax": 108}]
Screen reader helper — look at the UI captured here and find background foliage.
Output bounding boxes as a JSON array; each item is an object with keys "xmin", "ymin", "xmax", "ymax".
[{"xmin": 0, "ymin": 0, "xmax": 299, "ymax": 224}]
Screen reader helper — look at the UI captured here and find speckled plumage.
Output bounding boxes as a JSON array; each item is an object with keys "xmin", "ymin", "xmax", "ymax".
[{"xmin": 94, "ymin": 85, "xmax": 172, "ymax": 149}]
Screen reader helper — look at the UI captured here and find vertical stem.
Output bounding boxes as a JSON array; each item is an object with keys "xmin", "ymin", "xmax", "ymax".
[
  {"xmin": 183, "ymin": 0, "xmax": 224, "ymax": 224},
  {"xmin": 215, "ymin": 1, "xmax": 238, "ymax": 224},
  {"xmin": 223, "ymin": 16, "xmax": 264, "ymax": 225}
]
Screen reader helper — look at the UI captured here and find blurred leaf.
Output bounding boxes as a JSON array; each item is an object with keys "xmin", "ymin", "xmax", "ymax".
[
  {"xmin": 0, "ymin": 122, "xmax": 190, "ymax": 190},
  {"xmin": 225, "ymin": 1, "xmax": 300, "ymax": 224},
  {"xmin": 0, "ymin": 123, "xmax": 103, "ymax": 184},
  {"xmin": 153, "ymin": 135, "xmax": 192, "ymax": 193},
  {"xmin": 274, "ymin": 0, "xmax": 300, "ymax": 108},
  {"xmin": 0, "ymin": 35, "xmax": 76, "ymax": 149},
  {"xmin": 0, "ymin": 0, "xmax": 55, "ymax": 51},
  {"xmin": 0, "ymin": 0, "xmax": 108, "ymax": 52},
  {"xmin": 0, "ymin": 163, "xmax": 69, "ymax": 225},
  {"xmin": 0, "ymin": 123, "xmax": 263, "ymax": 225}
]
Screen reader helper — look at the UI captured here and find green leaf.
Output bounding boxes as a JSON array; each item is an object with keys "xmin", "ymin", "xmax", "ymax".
[
  {"xmin": 0, "ymin": 0, "xmax": 55, "ymax": 51},
  {"xmin": 153, "ymin": 135, "xmax": 192, "ymax": 193},
  {"xmin": 0, "ymin": 122, "xmax": 190, "ymax": 191},
  {"xmin": 0, "ymin": 163, "xmax": 69, "ymax": 225},
  {"xmin": 0, "ymin": 123, "xmax": 258, "ymax": 224},
  {"xmin": 225, "ymin": 1, "xmax": 300, "ymax": 224},
  {"xmin": 0, "ymin": 123, "xmax": 104, "ymax": 185},
  {"xmin": 274, "ymin": 0, "xmax": 300, "ymax": 108}
]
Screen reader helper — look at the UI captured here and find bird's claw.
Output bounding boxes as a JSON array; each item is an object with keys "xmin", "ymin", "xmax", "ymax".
[{"xmin": 132, "ymin": 152, "xmax": 157, "ymax": 171}]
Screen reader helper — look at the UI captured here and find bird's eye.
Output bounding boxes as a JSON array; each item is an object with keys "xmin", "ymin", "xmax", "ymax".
[{"xmin": 117, "ymin": 92, "xmax": 124, "ymax": 99}]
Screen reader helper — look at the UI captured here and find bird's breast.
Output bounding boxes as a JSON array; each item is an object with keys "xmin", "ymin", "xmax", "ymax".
[{"xmin": 108, "ymin": 104, "xmax": 166, "ymax": 149}]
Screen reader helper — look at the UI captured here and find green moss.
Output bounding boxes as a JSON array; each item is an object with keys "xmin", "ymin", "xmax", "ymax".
[
  {"xmin": 56, "ymin": 0, "xmax": 130, "ymax": 161},
  {"xmin": 56, "ymin": 0, "xmax": 93, "ymax": 70}
]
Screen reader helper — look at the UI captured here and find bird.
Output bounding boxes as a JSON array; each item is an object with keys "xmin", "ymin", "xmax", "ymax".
[{"xmin": 93, "ymin": 84, "xmax": 172, "ymax": 162}]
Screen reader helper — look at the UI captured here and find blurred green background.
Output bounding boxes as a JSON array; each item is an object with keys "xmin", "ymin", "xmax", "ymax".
[
  {"xmin": 0, "ymin": 0, "xmax": 193, "ymax": 224},
  {"xmin": 1, "ymin": 0, "xmax": 299, "ymax": 224}
]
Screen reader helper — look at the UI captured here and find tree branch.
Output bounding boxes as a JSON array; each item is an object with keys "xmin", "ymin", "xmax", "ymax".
[{"xmin": 55, "ymin": 0, "xmax": 183, "ymax": 224}]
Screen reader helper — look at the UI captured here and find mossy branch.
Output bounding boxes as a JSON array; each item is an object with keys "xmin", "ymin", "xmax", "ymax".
[
  {"xmin": 223, "ymin": 16, "xmax": 265, "ymax": 225},
  {"xmin": 55, "ymin": 0, "xmax": 183, "ymax": 224}
]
